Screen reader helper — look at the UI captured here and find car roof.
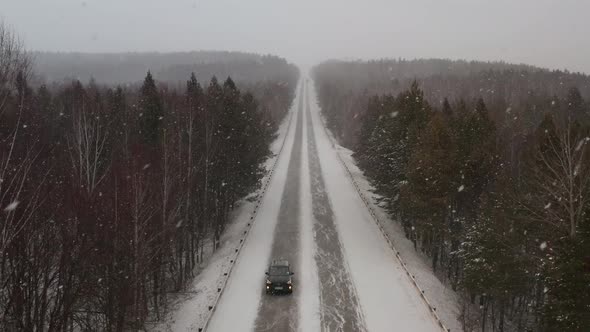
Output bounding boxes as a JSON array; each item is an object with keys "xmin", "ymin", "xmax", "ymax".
[{"xmin": 270, "ymin": 259, "xmax": 289, "ymax": 267}]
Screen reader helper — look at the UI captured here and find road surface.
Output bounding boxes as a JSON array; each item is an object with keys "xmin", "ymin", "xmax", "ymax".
[{"xmin": 206, "ymin": 76, "xmax": 441, "ymax": 332}]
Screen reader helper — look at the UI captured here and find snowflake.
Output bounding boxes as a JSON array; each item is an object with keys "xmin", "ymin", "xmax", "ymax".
[
  {"xmin": 540, "ymin": 242, "xmax": 547, "ymax": 251},
  {"xmin": 544, "ymin": 202, "xmax": 551, "ymax": 209},
  {"xmin": 457, "ymin": 185, "xmax": 465, "ymax": 192},
  {"xmin": 574, "ymin": 138, "xmax": 588, "ymax": 152},
  {"xmin": 4, "ymin": 201, "xmax": 20, "ymax": 212}
]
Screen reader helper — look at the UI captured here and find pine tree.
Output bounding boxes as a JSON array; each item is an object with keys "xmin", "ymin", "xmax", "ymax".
[
  {"xmin": 403, "ymin": 111, "xmax": 456, "ymax": 269},
  {"xmin": 452, "ymin": 98, "xmax": 498, "ymax": 218},
  {"xmin": 543, "ymin": 220, "xmax": 590, "ymax": 330},
  {"xmin": 139, "ymin": 71, "xmax": 163, "ymax": 145},
  {"xmin": 565, "ymin": 87, "xmax": 586, "ymax": 122}
]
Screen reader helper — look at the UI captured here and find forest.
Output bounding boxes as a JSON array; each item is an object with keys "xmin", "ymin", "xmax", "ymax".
[
  {"xmin": 313, "ymin": 59, "xmax": 590, "ymax": 331},
  {"xmin": 0, "ymin": 25, "xmax": 298, "ymax": 330},
  {"xmin": 32, "ymin": 51, "xmax": 299, "ymax": 88}
]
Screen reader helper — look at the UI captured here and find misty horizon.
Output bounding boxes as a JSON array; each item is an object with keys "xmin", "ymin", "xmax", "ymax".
[{"xmin": 3, "ymin": 0, "xmax": 590, "ymax": 73}]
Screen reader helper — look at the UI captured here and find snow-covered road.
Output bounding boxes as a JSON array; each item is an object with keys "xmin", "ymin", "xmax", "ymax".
[{"xmin": 203, "ymin": 76, "xmax": 445, "ymax": 332}]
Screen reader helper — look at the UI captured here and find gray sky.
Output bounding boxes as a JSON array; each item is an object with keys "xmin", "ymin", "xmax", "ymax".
[{"xmin": 2, "ymin": 0, "xmax": 590, "ymax": 73}]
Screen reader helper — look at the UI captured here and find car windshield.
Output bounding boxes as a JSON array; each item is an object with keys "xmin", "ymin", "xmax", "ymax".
[{"xmin": 269, "ymin": 266, "xmax": 289, "ymax": 276}]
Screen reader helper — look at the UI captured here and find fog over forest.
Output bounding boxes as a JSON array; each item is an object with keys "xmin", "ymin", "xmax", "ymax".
[{"xmin": 3, "ymin": 0, "xmax": 590, "ymax": 73}]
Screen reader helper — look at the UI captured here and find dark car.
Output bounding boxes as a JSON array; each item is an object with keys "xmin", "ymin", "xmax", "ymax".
[{"xmin": 265, "ymin": 259, "xmax": 294, "ymax": 294}]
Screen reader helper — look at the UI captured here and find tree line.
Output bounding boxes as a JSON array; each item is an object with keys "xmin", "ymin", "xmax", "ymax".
[
  {"xmin": 314, "ymin": 58, "xmax": 590, "ymax": 148},
  {"xmin": 33, "ymin": 51, "xmax": 299, "ymax": 88},
  {"xmin": 313, "ymin": 60, "xmax": 590, "ymax": 331},
  {"xmin": 0, "ymin": 24, "xmax": 298, "ymax": 331}
]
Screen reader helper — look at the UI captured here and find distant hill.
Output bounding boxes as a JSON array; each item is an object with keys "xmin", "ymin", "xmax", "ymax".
[{"xmin": 32, "ymin": 51, "xmax": 298, "ymax": 86}]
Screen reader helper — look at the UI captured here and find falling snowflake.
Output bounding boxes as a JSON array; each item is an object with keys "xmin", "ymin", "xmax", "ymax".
[
  {"xmin": 4, "ymin": 201, "xmax": 20, "ymax": 212},
  {"xmin": 574, "ymin": 137, "xmax": 588, "ymax": 152},
  {"xmin": 390, "ymin": 111, "xmax": 399, "ymax": 118},
  {"xmin": 505, "ymin": 107, "xmax": 512, "ymax": 113},
  {"xmin": 176, "ymin": 219, "xmax": 184, "ymax": 228},
  {"xmin": 143, "ymin": 164, "xmax": 151, "ymax": 170},
  {"xmin": 540, "ymin": 242, "xmax": 547, "ymax": 251},
  {"xmin": 457, "ymin": 185, "xmax": 465, "ymax": 192},
  {"xmin": 544, "ymin": 202, "xmax": 551, "ymax": 209}
]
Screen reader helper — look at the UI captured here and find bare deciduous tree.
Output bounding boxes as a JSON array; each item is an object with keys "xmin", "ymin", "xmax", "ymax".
[
  {"xmin": 67, "ymin": 102, "xmax": 110, "ymax": 196},
  {"xmin": 0, "ymin": 22, "xmax": 30, "ymax": 116},
  {"xmin": 525, "ymin": 118, "xmax": 589, "ymax": 239}
]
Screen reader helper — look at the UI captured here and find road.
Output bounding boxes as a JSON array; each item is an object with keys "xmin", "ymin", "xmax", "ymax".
[{"xmin": 206, "ymin": 77, "xmax": 441, "ymax": 332}]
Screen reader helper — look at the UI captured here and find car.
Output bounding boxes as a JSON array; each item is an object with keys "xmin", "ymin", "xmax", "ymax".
[{"xmin": 265, "ymin": 259, "xmax": 294, "ymax": 294}]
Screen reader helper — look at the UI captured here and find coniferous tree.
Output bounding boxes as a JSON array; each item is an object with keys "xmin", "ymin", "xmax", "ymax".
[
  {"xmin": 139, "ymin": 71, "xmax": 163, "ymax": 145},
  {"xmin": 403, "ymin": 111, "xmax": 457, "ymax": 269}
]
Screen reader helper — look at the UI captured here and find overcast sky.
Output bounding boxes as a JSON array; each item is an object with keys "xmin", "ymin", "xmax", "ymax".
[{"xmin": 2, "ymin": 0, "xmax": 589, "ymax": 73}]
